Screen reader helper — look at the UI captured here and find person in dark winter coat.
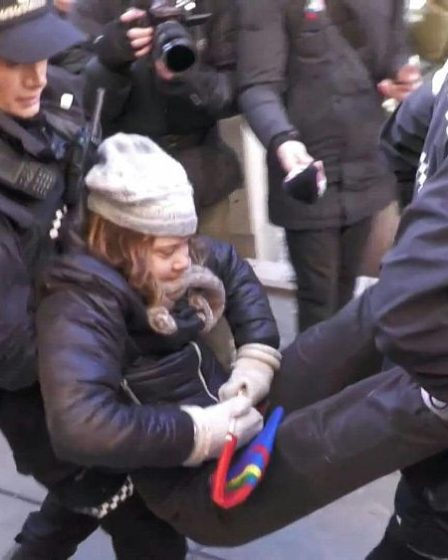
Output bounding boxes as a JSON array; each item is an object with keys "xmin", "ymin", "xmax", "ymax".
[
  {"xmin": 0, "ymin": 3, "xmax": 189, "ymax": 559},
  {"xmin": 69, "ymin": 0, "xmax": 242, "ymax": 242},
  {"xmin": 36, "ymin": 131, "xmax": 280, "ymax": 499},
  {"xmin": 364, "ymin": 61, "xmax": 448, "ymax": 560},
  {"xmin": 35, "ymin": 130, "xmax": 448, "ymax": 550},
  {"xmin": 237, "ymin": 0, "xmax": 421, "ymax": 332}
]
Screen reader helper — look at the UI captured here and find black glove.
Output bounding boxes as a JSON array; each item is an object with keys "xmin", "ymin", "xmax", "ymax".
[
  {"xmin": 149, "ymin": 299, "xmax": 205, "ymax": 354},
  {"xmin": 93, "ymin": 18, "xmax": 138, "ymax": 71}
]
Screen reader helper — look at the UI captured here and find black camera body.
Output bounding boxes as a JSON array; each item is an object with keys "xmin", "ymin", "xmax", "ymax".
[{"xmin": 146, "ymin": 0, "xmax": 210, "ymax": 74}]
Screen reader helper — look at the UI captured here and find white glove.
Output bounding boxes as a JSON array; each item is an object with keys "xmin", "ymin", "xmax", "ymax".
[
  {"xmin": 218, "ymin": 343, "xmax": 282, "ymax": 405},
  {"xmin": 181, "ymin": 395, "xmax": 263, "ymax": 467}
]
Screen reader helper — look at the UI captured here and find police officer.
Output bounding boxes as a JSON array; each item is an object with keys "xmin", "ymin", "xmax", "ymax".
[
  {"xmin": 0, "ymin": 1, "xmax": 186, "ymax": 558},
  {"xmin": 365, "ymin": 62, "xmax": 448, "ymax": 560}
]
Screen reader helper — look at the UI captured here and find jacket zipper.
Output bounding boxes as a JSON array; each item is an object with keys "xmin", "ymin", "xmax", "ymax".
[{"xmin": 120, "ymin": 379, "xmax": 142, "ymax": 405}]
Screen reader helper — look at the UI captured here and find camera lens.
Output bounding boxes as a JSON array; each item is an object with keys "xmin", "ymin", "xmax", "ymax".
[
  {"xmin": 154, "ymin": 20, "xmax": 197, "ymax": 73},
  {"xmin": 162, "ymin": 41, "xmax": 196, "ymax": 72}
]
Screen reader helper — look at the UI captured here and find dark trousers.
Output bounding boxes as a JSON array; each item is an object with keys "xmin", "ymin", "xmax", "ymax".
[
  {"xmin": 367, "ymin": 460, "xmax": 448, "ymax": 560},
  {"xmin": 285, "ymin": 217, "xmax": 372, "ymax": 331},
  {"xmin": 0, "ymin": 386, "xmax": 186, "ymax": 559}
]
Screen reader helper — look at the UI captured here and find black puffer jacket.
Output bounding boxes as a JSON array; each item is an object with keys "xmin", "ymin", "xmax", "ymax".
[{"xmin": 37, "ymin": 236, "xmax": 279, "ymax": 470}]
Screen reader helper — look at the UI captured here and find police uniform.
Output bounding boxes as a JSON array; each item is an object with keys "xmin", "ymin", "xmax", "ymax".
[
  {"xmin": 0, "ymin": 62, "xmax": 104, "ymax": 559},
  {"xmin": 365, "ymin": 63, "xmax": 448, "ymax": 560},
  {"xmin": 0, "ymin": 60, "xmax": 186, "ymax": 560},
  {"xmin": 0, "ymin": 1, "xmax": 186, "ymax": 558}
]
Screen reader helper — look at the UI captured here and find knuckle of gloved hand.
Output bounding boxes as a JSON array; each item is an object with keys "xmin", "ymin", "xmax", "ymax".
[{"xmin": 231, "ymin": 394, "xmax": 251, "ymax": 415}]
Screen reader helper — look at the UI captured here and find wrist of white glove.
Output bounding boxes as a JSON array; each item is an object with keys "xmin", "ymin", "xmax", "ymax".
[
  {"xmin": 218, "ymin": 344, "xmax": 282, "ymax": 405},
  {"xmin": 181, "ymin": 395, "xmax": 263, "ymax": 467}
]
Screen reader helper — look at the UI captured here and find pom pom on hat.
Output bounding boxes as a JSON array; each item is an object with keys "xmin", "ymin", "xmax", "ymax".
[{"xmin": 86, "ymin": 133, "xmax": 198, "ymax": 237}]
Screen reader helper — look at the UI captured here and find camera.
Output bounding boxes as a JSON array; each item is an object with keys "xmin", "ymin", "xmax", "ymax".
[{"xmin": 146, "ymin": 0, "xmax": 210, "ymax": 74}]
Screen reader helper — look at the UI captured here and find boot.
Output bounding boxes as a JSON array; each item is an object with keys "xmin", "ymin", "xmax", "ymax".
[
  {"xmin": 366, "ymin": 533, "xmax": 428, "ymax": 560},
  {"xmin": 4, "ymin": 494, "xmax": 98, "ymax": 560}
]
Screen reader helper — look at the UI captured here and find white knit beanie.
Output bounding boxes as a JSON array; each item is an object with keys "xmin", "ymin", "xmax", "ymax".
[{"xmin": 86, "ymin": 133, "xmax": 198, "ymax": 236}]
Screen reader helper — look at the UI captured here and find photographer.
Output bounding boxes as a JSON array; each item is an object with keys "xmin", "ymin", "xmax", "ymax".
[{"xmin": 70, "ymin": 0, "xmax": 242, "ymax": 243}]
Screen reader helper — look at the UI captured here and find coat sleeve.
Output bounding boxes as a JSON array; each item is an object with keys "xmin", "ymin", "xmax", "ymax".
[
  {"xmin": 203, "ymin": 237, "xmax": 280, "ymax": 349},
  {"xmin": 381, "ymin": 80, "xmax": 435, "ymax": 206},
  {"xmin": 0, "ymin": 222, "xmax": 36, "ymax": 390},
  {"xmin": 370, "ymin": 152, "xmax": 448, "ymax": 402},
  {"xmin": 237, "ymin": 0, "xmax": 298, "ymax": 149},
  {"xmin": 37, "ymin": 286, "xmax": 195, "ymax": 469}
]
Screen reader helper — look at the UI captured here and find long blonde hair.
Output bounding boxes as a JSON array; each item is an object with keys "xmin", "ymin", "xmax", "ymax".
[{"xmin": 87, "ymin": 212, "xmax": 203, "ymax": 306}]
